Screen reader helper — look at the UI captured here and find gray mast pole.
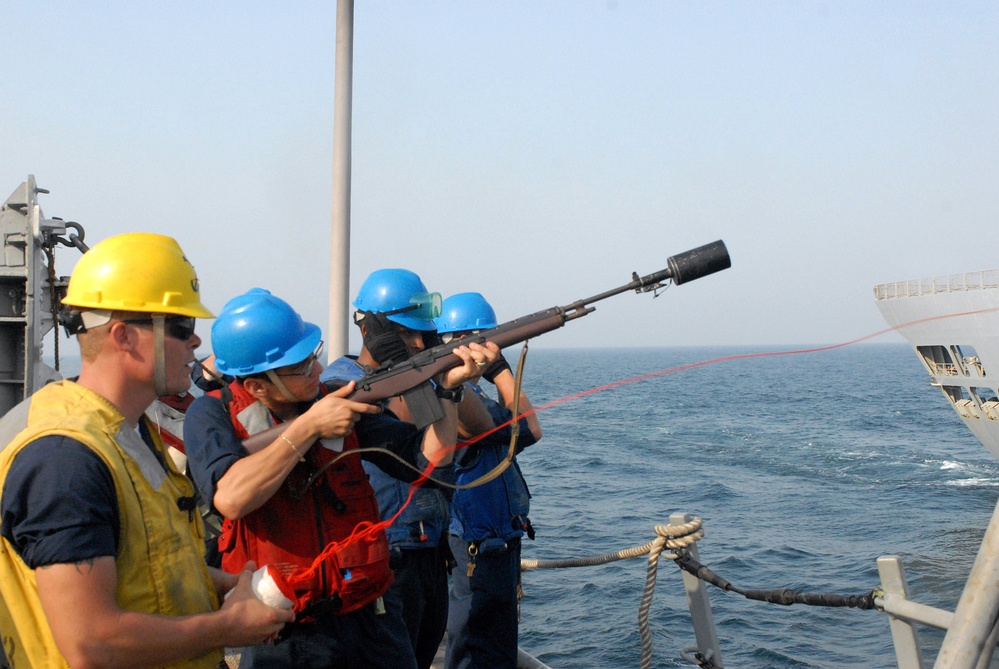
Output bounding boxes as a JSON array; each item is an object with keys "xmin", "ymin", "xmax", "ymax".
[{"xmin": 328, "ymin": 0, "xmax": 354, "ymax": 358}]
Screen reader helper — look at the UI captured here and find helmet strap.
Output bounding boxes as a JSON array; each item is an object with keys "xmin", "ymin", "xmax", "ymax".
[
  {"xmin": 264, "ymin": 370, "xmax": 299, "ymax": 403},
  {"xmin": 152, "ymin": 315, "xmax": 169, "ymax": 397}
]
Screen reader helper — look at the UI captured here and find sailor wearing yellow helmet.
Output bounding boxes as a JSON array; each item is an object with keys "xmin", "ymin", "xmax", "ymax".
[{"xmin": 0, "ymin": 233, "xmax": 293, "ymax": 669}]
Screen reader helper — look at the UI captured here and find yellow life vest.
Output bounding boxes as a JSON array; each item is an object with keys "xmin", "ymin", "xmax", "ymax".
[{"xmin": 0, "ymin": 381, "xmax": 222, "ymax": 669}]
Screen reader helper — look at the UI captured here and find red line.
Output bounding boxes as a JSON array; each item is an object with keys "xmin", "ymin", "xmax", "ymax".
[
  {"xmin": 299, "ymin": 302, "xmax": 999, "ymax": 577},
  {"xmin": 452, "ymin": 303, "xmax": 999, "ymax": 449}
]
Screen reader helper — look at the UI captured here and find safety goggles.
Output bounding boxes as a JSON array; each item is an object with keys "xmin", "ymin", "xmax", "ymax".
[
  {"xmin": 382, "ymin": 291, "xmax": 442, "ymax": 321},
  {"xmin": 274, "ymin": 341, "xmax": 325, "ymax": 377},
  {"xmin": 120, "ymin": 315, "xmax": 198, "ymax": 341}
]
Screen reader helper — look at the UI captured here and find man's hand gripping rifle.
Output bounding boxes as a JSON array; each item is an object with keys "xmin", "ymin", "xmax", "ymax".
[{"xmin": 243, "ymin": 240, "xmax": 730, "ymax": 451}]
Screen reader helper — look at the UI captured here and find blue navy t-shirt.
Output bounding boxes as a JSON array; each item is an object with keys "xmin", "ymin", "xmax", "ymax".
[{"xmin": 1, "ymin": 436, "xmax": 120, "ymax": 568}]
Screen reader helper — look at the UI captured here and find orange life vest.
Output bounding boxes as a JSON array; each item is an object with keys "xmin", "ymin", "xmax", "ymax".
[{"xmin": 212, "ymin": 381, "xmax": 393, "ymax": 616}]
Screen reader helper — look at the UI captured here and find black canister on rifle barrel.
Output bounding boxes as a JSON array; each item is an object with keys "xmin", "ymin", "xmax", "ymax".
[{"xmin": 667, "ymin": 240, "xmax": 731, "ymax": 285}]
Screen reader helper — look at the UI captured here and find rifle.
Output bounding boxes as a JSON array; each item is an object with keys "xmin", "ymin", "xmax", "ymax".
[{"xmin": 243, "ymin": 240, "xmax": 730, "ymax": 452}]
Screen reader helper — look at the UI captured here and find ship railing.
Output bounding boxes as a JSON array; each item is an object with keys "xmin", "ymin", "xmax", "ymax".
[
  {"xmin": 927, "ymin": 361, "xmax": 959, "ymax": 376},
  {"xmin": 520, "ymin": 505, "xmax": 999, "ymax": 669},
  {"xmin": 873, "ymin": 270, "xmax": 999, "ymax": 301},
  {"xmin": 520, "ymin": 512, "xmax": 723, "ymax": 669},
  {"xmin": 875, "ymin": 492, "xmax": 999, "ymax": 669}
]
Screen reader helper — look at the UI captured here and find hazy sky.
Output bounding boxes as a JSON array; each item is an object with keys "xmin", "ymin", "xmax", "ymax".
[{"xmin": 3, "ymin": 2, "xmax": 997, "ymax": 353}]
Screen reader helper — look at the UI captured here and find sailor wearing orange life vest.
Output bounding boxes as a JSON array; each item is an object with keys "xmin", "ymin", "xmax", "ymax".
[{"xmin": 182, "ymin": 287, "xmax": 499, "ymax": 669}]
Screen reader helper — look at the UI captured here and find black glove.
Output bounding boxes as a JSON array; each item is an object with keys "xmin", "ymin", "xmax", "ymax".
[
  {"xmin": 481, "ymin": 354, "xmax": 512, "ymax": 384},
  {"xmin": 422, "ymin": 330, "xmax": 444, "ymax": 349},
  {"xmin": 360, "ymin": 311, "xmax": 410, "ymax": 366},
  {"xmin": 191, "ymin": 359, "xmax": 228, "ymax": 392}
]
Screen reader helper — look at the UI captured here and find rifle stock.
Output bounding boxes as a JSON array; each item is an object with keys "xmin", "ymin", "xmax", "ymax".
[{"xmin": 242, "ymin": 240, "xmax": 730, "ymax": 452}]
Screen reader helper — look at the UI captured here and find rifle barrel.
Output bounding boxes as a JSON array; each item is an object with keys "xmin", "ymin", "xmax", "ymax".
[{"xmin": 241, "ymin": 239, "xmax": 731, "ymax": 449}]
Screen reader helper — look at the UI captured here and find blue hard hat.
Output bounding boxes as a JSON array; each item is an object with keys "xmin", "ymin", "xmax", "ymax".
[
  {"xmin": 212, "ymin": 288, "xmax": 322, "ymax": 376},
  {"xmin": 353, "ymin": 268, "xmax": 440, "ymax": 332},
  {"xmin": 435, "ymin": 292, "xmax": 498, "ymax": 334}
]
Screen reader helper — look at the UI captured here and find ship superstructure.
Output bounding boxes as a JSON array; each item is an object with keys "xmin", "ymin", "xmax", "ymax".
[
  {"xmin": 0, "ymin": 177, "xmax": 85, "ymax": 413},
  {"xmin": 874, "ymin": 271, "xmax": 999, "ymax": 669},
  {"xmin": 875, "ymin": 271, "xmax": 999, "ymax": 460}
]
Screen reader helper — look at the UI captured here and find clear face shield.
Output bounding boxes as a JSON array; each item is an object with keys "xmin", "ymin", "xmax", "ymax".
[{"xmin": 382, "ymin": 291, "xmax": 442, "ymax": 321}]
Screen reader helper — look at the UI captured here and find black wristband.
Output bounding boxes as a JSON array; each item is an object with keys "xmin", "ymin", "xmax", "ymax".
[
  {"xmin": 482, "ymin": 355, "xmax": 512, "ymax": 384},
  {"xmin": 435, "ymin": 384, "xmax": 465, "ymax": 403}
]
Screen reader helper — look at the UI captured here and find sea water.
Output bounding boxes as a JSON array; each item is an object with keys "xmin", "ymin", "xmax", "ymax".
[
  {"xmin": 48, "ymin": 343, "xmax": 998, "ymax": 667},
  {"xmin": 511, "ymin": 344, "xmax": 999, "ymax": 669}
]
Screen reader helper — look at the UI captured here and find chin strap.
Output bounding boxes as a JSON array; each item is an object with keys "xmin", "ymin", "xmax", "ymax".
[
  {"xmin": 264, "ymin": 370, "xmax": 299, "ymax": 403},
  {"xmin": 152, "ymin": 315, "xmax": 168, "ymax": 397}
]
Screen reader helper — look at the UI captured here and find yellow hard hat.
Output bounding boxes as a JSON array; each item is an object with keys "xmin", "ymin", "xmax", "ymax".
[{"xmin": 62, "ymin": 232, "xmax": 214, "ymax": 318}]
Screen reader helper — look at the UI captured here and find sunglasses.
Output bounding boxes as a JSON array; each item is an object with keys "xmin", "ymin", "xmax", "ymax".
[
  {"xmin": 120, "ymin": 316, "xmax": 198, "ymax": 341},
  {"xmin": 274, "ymin": 341, "xmax": 325, "ymax": 377}
]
